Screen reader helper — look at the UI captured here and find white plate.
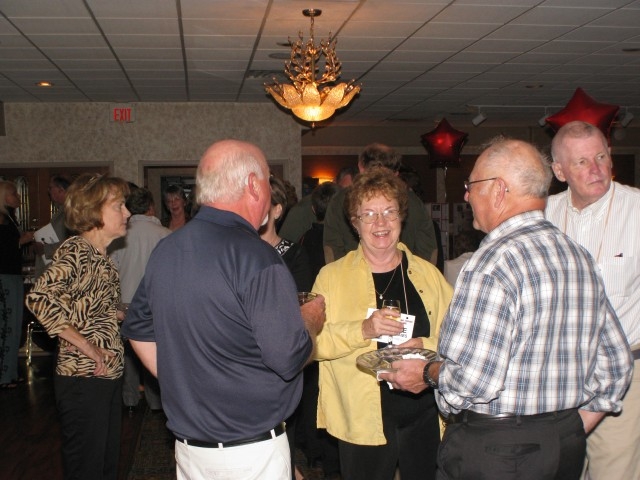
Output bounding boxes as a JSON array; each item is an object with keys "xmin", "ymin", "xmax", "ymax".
[{"xmin": 356, "ymin": 347, "xmax": 437, "ymax": 374}]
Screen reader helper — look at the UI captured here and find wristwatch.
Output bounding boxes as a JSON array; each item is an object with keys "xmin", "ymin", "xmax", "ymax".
[{"xmin": 422, "ymin": 360, "xmax": 439, "ymax": 389}]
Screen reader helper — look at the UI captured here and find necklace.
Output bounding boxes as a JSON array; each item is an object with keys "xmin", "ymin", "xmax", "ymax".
[
  {"xmin": 563, "ymin": 182, "xmax": 615, "ymax": 264},
  {"xmin": 374, "ymin": 263, "xmax": 399, "ymax": 300}
]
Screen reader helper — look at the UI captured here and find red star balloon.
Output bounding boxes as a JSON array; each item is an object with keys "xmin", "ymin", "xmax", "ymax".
[
  {"xmin": 421, "ymin": 118, "xmax": 468, "ymax": 168},
  {"xmin": 546, "ymin": 88, "xmax": 619, "ymax": 140}
]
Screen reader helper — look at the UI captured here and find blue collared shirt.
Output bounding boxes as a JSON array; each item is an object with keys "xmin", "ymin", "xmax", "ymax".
[{"xmin": 122, "ymin": 206, "xmax": 312, "ymax": 442}]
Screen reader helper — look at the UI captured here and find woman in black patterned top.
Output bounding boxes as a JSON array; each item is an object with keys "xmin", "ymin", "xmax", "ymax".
[
  {"xmin": 260, "ymin": 175, "xmax": 313, "ymax": 292},
  {"xmin": 260, "ymin": 175, "xmax": 312, "ymax": 480},
  {"xmin": 26, "ymin": 174, "xmax": 130, "ymax": 480}
]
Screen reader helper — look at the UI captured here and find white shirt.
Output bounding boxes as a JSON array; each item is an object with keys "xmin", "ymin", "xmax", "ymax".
[
  {"xmin": 546, "ymin": 181, "xmax": 640, "ymax": 347},
  {"xmin": 443, "ymin": 251, "xmax": 474, "ymax": 286},
  {"xmin": 109, "ymin": 214, "xmax": 171, "ymax": 302}
]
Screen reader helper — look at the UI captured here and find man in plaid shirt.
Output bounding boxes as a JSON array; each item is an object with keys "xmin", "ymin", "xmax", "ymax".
[{"xmin": 383, "ymin": 136, "xmax": 632, "ymax": 480}]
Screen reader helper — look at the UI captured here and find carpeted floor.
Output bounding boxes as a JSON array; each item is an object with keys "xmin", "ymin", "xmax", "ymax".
[
  {"xmin": 127, "ymin": 409, "xmax": 326, "ymax": 480},
  {"xmin": 128, "ymin": 409, "xmax": 176, "ymax": 480}
]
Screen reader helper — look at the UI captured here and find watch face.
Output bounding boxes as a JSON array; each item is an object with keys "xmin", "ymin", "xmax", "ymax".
[{"xmin": 423, "ymin": 361, "xmax": 439, "ymax": 389}]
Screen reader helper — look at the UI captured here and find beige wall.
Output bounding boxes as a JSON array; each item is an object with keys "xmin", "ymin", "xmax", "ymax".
[
  {"xmin": 1, "ymin": 102, "xmax": 638, "ymax": 199},
  {"xmin": 0, "ymin": 102, "xmax": 302, "ymax": 192}
]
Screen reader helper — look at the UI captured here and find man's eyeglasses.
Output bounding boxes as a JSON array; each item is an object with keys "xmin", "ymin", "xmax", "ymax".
[
  {"xmin": 356, "ymin": 209, "xmax": 400, "ymax": 224},
  {"xmin": 464, "ymin": 177, "xmax": 498, "ymax": 192}
]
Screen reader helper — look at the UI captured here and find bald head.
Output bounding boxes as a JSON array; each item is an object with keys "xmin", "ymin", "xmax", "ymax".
[
  {"xmin": 551, "ymin": 121, "xmax": 608, "ymax": 164},
  {"xmin": 196, "ymin": 139, "xmax": 271, "ymax": 229},
  {"xmin": 197, "ymin": 140, "xmax": 268, "ymax": 204}
]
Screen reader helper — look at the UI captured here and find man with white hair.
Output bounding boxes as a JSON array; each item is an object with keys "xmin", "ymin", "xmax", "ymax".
[
  {"xmin": 547, "ymin": 121, "xmax": 640, "ymax": 480},
  {"xmin": 384, "ymin": 136, "xmax": 632, "ymax": 479},
  {"xmin": 122, "ymin": 139, "xmax": 326, "ymax": 479}
]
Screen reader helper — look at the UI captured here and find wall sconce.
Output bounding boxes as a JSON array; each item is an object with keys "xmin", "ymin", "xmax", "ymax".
[
  {"xmin": 471, "ymin": 112, "xmax": 486, "ymax": 126},
  {"xmin": 538, "ymin": 111, "xmax": 548, "ymax": 127},
  {"xmin": 620, "ymin": 110, "xmax": 634, "ymax": 127}
]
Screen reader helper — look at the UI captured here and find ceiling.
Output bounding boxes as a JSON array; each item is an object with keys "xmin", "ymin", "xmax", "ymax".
[{"xmin": 1, "ymin": 0, "xmax": 640, "ymax": 128}]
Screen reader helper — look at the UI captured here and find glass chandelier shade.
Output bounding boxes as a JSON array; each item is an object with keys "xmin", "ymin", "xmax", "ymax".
[{"xmin": 265, "ymin": 9, "xmax": 361, "ymax": 125}]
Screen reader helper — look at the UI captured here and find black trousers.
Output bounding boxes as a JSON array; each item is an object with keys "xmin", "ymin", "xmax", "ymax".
[
  {"xmin": 437, "ymin": 409, "xmax": 586, "ymax": 480},
  {"xmin": 338, "ymin": 404, "xmax": 440, "ymax": 480},
  {"xmin": 54, "ymin": 374, "xmax": 123, "ymax": 480}
]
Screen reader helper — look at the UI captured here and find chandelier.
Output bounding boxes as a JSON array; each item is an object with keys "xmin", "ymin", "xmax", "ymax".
[{"xmin": 265, "ymin": 9, "xmax": 361, "ymax": 126}]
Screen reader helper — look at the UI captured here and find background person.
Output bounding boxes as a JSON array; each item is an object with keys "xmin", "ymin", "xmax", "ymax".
[
  {"xmin": 260, "ymin": 175, "xmax": 313, "ymax": 292},
  {"xmin": 279, "ymin": 165, "xmax": 357, "ymax": 243},
  {"xmin": 121, "ymin": 139, "xmax": 326, "ymax": 480},
  {"xmin": 25, "ymin": 174, "xmax": 131, "ymax": 480},
  {"xmin": 313, "ymin": 168, "xmax": 453, "ymax": 480},
  {"xmin": 33, "ymin": 175, "xmax": 71, "ymax": 278},
  {"xmin": 442, "ymin": 230, "xmax": 483, "ymax": 286},
  {"xmin": 547, "ymin": 120, "xmax": 640, "ymax": 480},
  {"xmin": 0, "ymin": 180, "xmax": 34, "ymax": 389},
  {"xmin": 323, "ymin": 143, "xmax": 438, "ymax": 265},
  {"xmin": 259, "ymin": 174, "xmax": 313, "ymax": 480},
  {"xmin": 296, "ymin": 181, "xmax": 342, "ymax": 479},
  {"xmin": 162, "ymin": 184, "xmax": 190, "ymax": 231},
  {"xmin": 383, "ymin": 137, "xmax": 633, "ymax": 480},
  {"xmin": 109, "ymin": 187, "xmax": 170, "ymax": 414}
]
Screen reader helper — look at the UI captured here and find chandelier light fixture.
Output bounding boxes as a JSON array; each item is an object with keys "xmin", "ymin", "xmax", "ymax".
[{"xmin": 265, "ymin": 8, "xmax": 361, "ymax": 126}]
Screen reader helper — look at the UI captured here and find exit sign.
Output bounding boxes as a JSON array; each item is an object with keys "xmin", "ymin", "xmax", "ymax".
[{"xmin": 110, "ymin": 104, "xmax": 135, "ymax": 123}]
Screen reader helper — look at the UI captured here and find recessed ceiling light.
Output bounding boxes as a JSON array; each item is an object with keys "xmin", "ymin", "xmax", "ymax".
[
  {"xmin": 36, "ymin": 81, "xmax": 53, "ymax": 87},
  {"xmin": 622, "ymin": 47, "xmax": 640, "ymax": 53},
  {"xmin": 525, "ymin": 84, "xmax": 544, "ymax": 89},
  {"xmin": 269, "ymin": 52, "xmax": 291, "ymax": 60}
]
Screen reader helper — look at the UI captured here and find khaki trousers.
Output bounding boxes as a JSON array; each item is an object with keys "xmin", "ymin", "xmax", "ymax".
[{"xmin": 583, "ymin": 359, "xmax": 640, "ymax": 480}]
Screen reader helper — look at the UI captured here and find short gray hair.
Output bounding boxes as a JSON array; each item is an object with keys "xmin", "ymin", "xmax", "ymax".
[
  {"xmin": 550, "ymin": 121, "xmax": 607, "ymax": 164},
  {"xmin": 196, "ymin": 146, "xmax": 266, "ymax": 204},
  {"xmin": 481, "ymin": 136, "xmax": 552, "ymax": 199}
]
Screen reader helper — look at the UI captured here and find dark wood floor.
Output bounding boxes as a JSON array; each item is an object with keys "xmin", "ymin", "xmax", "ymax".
[{"xmin": 0, "ymin": 353, "xmax": 145, "ymax": 480}]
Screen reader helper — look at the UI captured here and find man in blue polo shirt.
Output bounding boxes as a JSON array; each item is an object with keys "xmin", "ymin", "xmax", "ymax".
[{"xmin": 122, "ymin": 139, "xmax": 326, "ymax": 479}]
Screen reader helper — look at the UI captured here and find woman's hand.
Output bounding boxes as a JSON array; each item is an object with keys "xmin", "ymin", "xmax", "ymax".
[
  {"xmin": 362, "ymin": 308, "xmax": 404, "ymax": 340},
  {"xmin": 85, "ymin": 343, "xmax": 116, "ymax": 376},
  {"xmin": 58, "ymin": 325, "xmax": 116, "ymax": 377}
]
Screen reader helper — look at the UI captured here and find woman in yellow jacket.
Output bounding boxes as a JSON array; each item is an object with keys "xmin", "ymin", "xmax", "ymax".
[{"xmin": 313, "ymin": 168, "xmax": 453, "ymax": 480}]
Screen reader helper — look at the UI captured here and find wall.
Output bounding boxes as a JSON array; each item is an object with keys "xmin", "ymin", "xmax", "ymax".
[
  {"xmin": 0, "ymin": 102, "xmax": 302, "ymax": 192},
  {"xmin": 1, "ymin": 104, "xmax": 638, "ymax": 198}
]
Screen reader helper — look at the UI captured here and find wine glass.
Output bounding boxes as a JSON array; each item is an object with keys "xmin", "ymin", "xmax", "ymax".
[
  {"xmin": 298, "ymin": 291, "xmax": 318, "ymax": 306},
  {"xmin": 381, "ymin": 299, "xmax": 401, "ymax": 316},
  {"xmin": 380, "ymin": 299, "xmax": 401, "ymax": 347}
]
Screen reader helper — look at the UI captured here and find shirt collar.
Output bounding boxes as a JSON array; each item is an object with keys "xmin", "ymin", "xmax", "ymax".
[
  {"xmin": 195, "ymin": 205, "xmax": 258, "ymax": 236},
  {"xmin": 566, "ymin": 182, "xmax": 614, "ymax": 217},
  {"xmin": 129, "ymin": 214, "xmax": 162, "ymax": 225},
  {"xmin": 484, "ymin": 210, "xmax": 544, "ymax": 244}
]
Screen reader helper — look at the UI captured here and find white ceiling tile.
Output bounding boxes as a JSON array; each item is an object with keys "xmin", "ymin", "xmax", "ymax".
[
  {"xmin": 8, "ymin": 18, "xmax": 99, "ymax": 35},
  {"xmin": 97, "ymin": 18, "xmax": 179, "ymax": 35},
  {"xmin": 0, "ymin": 0, "xmax": 639, "ymax": 125},
  {"xmin": 512, "ymin": 6, "xmax": 615, "ymax": 26},
  {"xmin": 86, "ymin": 0, "xmax": 178, "ymax": 18},
  {"xmin": 108, "ymin": 35, "xmax": 182, "ymax": 48}
]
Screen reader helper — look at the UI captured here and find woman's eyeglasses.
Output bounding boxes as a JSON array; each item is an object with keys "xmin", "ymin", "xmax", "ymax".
[{"xmin": 356, "ymin": 209, "xmax": 400, "ymax": 224}]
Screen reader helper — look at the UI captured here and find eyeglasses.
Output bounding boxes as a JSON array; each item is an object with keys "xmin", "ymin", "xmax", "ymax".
[
  {"xmin": 464, "ymin": 177, "xmax": 497, "ymax": 192},
  {"xmin": 356, "ymin": 209, "xmax": 400, "ymax": 224}
]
